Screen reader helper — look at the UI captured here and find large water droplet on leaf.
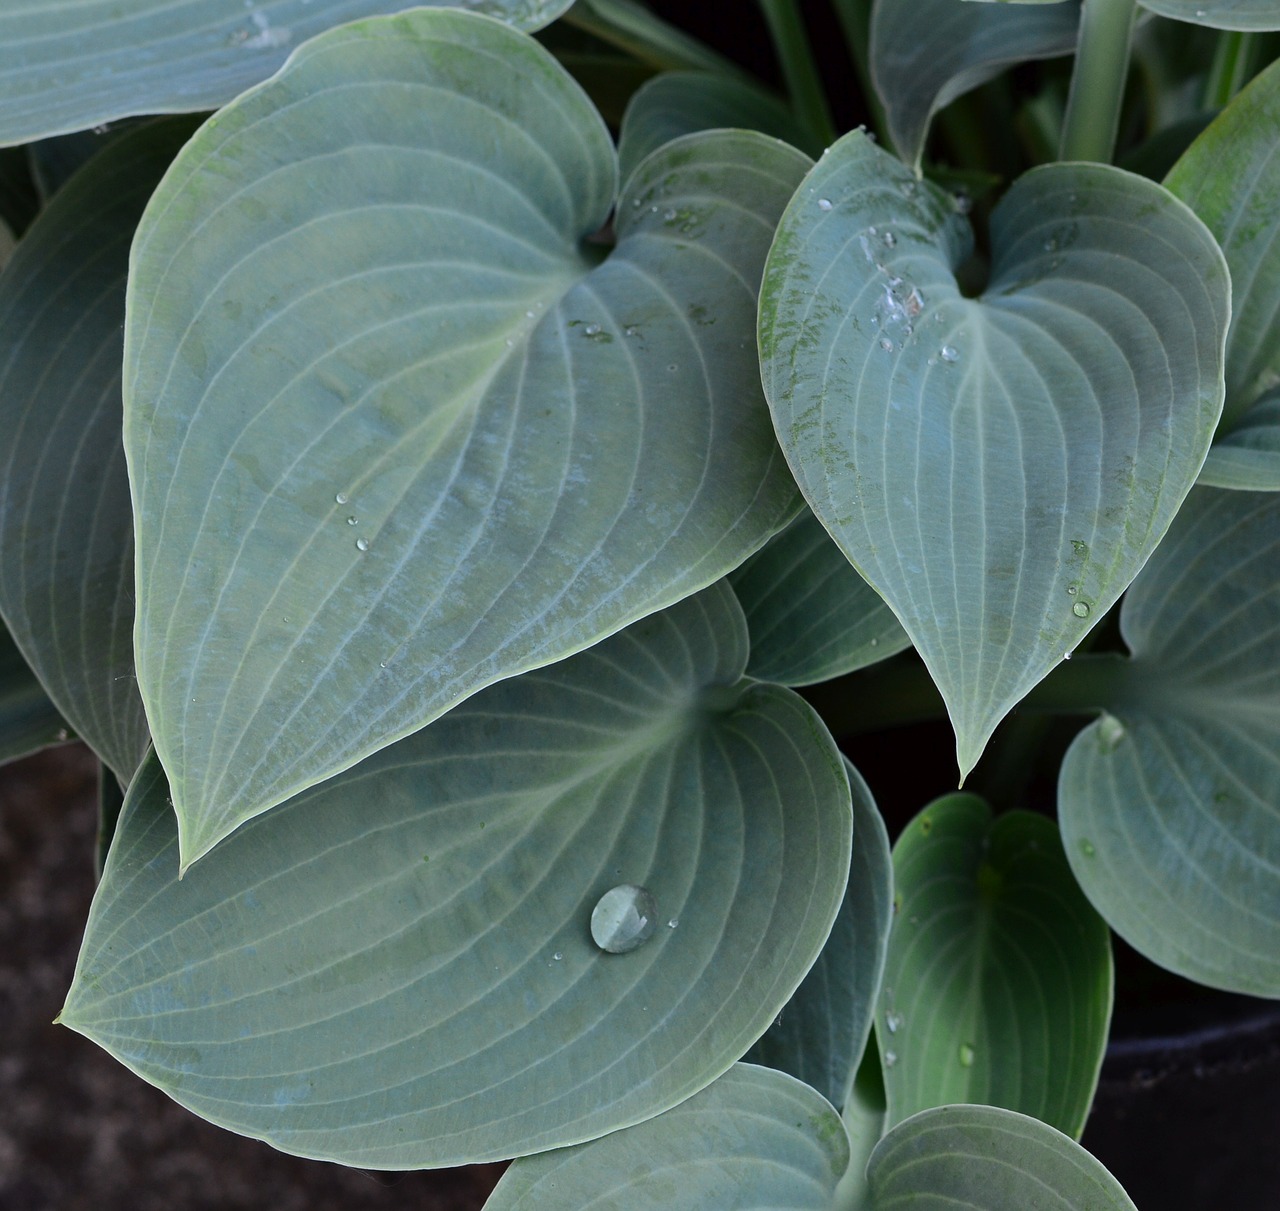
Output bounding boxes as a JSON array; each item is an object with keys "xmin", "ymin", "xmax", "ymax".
[{"xmin": 590, "ymin": 884, "xmax": 658, "ymax": 954}]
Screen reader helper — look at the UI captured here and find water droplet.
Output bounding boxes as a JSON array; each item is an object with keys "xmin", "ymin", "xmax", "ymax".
[
  {"xmin": 879, "ymin": 336, "xmax": 894, "ymax": 352},
  {"xmin": 882, "ymin": 230, "xmax": 897, "ymax": 248},
  {"xmin": 817, "ymin": 197, "xmax": 833, "ymax": 211},
  {"xmin": 667, "ymin": 918, "xmax": 679, "ymax": 929},
  {"xmin": 870, "ymin": 636, "xmax": 879, "ymax": 647},
  {"xmin": 884, "ymin": 1050, "xmax": 898, "ymax": 1068},
  {"xmin": 631, "ymin": 198, "xmax": 642, "ymax": 208},
  {"xmin": 1071, "ymin": 539, "xmax": 1089, "ymax": 556},
  {"xmin": 624, "ymin": 326, "xmax": 638, "ymax": 337},
  {"xmin": 901, "ymin": 180, "xmax": 916, "ymax": 197},
  {"xmin": 346, "ymin": 516, "xmax": 358, "ymax": 526},
  {"xmin": 55, "ymin": 728, "xmax": 69, "ymax": 742},
  {"xmin": 504, "ymin": 338, "xmax": 514, "ymax": 348},
  {"xmin": 584, "ymin": 323, "xmax": 601, "ymax": 336},
  {"xmin": 1063, "ymin": 649, "xmax": 1073, "ymax": 661},
  {"xmin": 663, "ymin": 208, "xmax": 676, "ymax": 221},
  {"xmin": 886, "ymin": 1011, "xmax": 903, "ymax": 1034},
  {"xmin": 667, "ymin": 363, "xmax": 678, "ymax": 372},
  {"xmin": 590, "ymin": 884, "xmax": 658, "ymax": 954},
  {"xmin": 940, "ymin": 345, "xmax": 958, "ymax": 363},
  {"xmin": 355, "ymin": 537, "xmax": 369, "ymax": 552},
  {"xmin": 1067, "ymin": 584, "xmax": 1078, "ymax": 596},
  {"xmin": 335, "ymin": 492, "xmax": 349, "ymax": 505},
  {"xmin": 1098, "ymin": 714, "xmax": 1126, "ymax": 753},
  {"xmin": 1080, "ymin": 839, "xmax": 1096, "ymax": 858},
  {"xmin": 553, "ymin": 951, "xmax": 563, "ymax": 962},
  {"xmin": 959, "ymin": 1043, "xmax": 975, "ymax": 1067},
  {"xmin": 953, "ymin": 192, "xmax": 972, "ymax": 216},
  {"xmin": 1072, "ymin": 601, "xmax": 1090, "ymax": 618},
  {"xmin": 1044, "ymin": 237, "xmax": 1058, "ymax": 253},
  {"xmin": 525, "ymin": 309, "xmax": 535, "ymax": 319}
]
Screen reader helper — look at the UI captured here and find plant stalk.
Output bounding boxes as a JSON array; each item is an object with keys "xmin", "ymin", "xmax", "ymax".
[
  {"xmin": 1019, "ymin": 652, "xmax": 1132, "ymax": 716},
  {"xmin": 756, "ymin": 0, "xmax": 837, "ymax": 151},
  {"xmin": 829, "ymin": 0, "xmax": 891, "ymax": 149},
  {"xmin": 1204, "ymin": 31, "xmax": 1254, "ymax": 109},
  {"xmin": 1059, "ymin": 0, "xmax": 1139, "ymax": 163}
]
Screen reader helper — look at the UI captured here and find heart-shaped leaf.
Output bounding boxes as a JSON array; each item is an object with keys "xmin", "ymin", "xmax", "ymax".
[
  {"xmin": 879, "ymin": 796, "xmax": 1111, "ymax": 1139},
  {"xmin": 0, "ymin": 121, "xmax": 196, "ymax": 782},
  {"xmin": 747, "ymin": 759, "xmax": 893, "ymax": 1109},
  {"xmin": 760, "ymin": 132, "xmax": 1229, "ymax": 777},
  {"xmin": 870, "ymin": 0, "xmax": 1081, "ymax": 168},
  {"xmin": 0, "ymin": 619, "xmax": 69, "ymax": 767},
  {"xmin": 1166, "ymin": 58, "xmax": 1280, "ymax": 490},
  {"xmin": 485, "ymin": 1064, "xmax": 851, "ymax": 1210},
  {"xmin": 730, "ymin": 511, "xmax": 910, "ymax": 686},
  {"xmin": 1137, "ymin": 1, "xmax": 1280, "ymax": 30},
  {"xmin": 60, "ymin": 585, "xmax": 854, "ymax": 1167},
  {"xmin": 0, "ymin": 0, "xmax": 574, "ymax": 146},
  {"xmin": 125, "ymin": 9, "xmax": 809, "ymax": 868},
  {"xmin": 1059, "ymin": 487, "xmax": 1280, "ymax": 995}
]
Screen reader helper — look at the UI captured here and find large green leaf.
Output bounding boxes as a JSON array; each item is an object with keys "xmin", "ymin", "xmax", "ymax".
[
  {"xmin": 759, "ymin": 132, "xmax": 1229, "ymax": 778},
  {"xmin": 125, "ymin": 9, "xmax": 809, "ymax": 868},
  {"xmin": 60, "ymin": 585, "xmax": 853, "ymax": 1167},
  {"xmin": 1166, "ymin": 59, "xmax": 1280, "ymax": 490},
  {"xmin": 1059, "ymin": 488, "xmax": 1280, "ymax": 995},
  {"xmin": 1137, "ymin": 1, "xmax": 1280, "ymax": 30},
  {"xmin": 0, "ymin": 1, "xmax": 573, "ymax": 146},
  {"xmin": 862, "ymin": 1104, "xmax": 1137, "ymax": 1210},
  {"xmin": 729, "ymin": 511, "xmax": 910, "ymax": 686},
  {"xmin": 0, "ymin": 619, "xmax": 69, "ymax": 767},
  {"xmin": 747, "ymin": 759, "xmax": 893, "ymax": 1109},
  {"xmin": 484, "ymin": 1064, "xmax": 851, "ymax": 1210},
  {"xmin": 0, "ymin": 122, "xmax": 195, "ymax": 782},
  {"xmin": 879, "ymin": 796, "xmax": 1111, "ymax": 1138},
  {"xmin": 870, "ymin": 0, "xmax": 1081, "ymax": 168}
]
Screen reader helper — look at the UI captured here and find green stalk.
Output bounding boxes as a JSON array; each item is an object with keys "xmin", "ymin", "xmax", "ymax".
[
  {"xmin": 756, "ymin": 0, "xmax": 837, "ymax": 151},
  {"xmin": 1019, "ymin": 652, "xmax": 1132, "ymax": 716},
  {"xmin": 1204, "ymin": 31, "xmax": 1254, "ymax": 109},
  {"xmin": 1059, "ymin": 0, "xmax": 1138, "ymax": 163},
  {"xmin": 560, "ymin": 0, "xmax": 744, "ymax": 77}
]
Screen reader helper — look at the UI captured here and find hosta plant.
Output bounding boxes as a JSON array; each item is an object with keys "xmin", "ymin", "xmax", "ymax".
[{"xmin": 1, "ymin": 0, "xmax": 1278, "ymax": 1205}]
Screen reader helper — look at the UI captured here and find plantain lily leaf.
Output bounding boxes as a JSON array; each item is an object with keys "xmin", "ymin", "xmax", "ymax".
[
  {"xmin": 1166, "ymin": 59, "xmax": 1280, "ymax": 490},
  {"xmin": 125, "ymin": 10, "xmax": 809, "ymax": 869},
  {"xmin": 0, "ymin": 121, "xmax": 196, "ymax": 782},
  {"xmin": 747, "ymin": 759, "xmax": 893, "ymax": 1110},
  {"xmin": 617, "ymin": 70, "xmax": 808, "ymax": 188},
  {"xmin": 484, "ymin": 1064, "xmax": 850, "ymax": 1210},
  {"xmin": 870, "ymin": 0, "xmax": 1081, "ymax": 168},
  {"xmin": 863, "ymin": 1104, "xmax": 1137, "ymax": 1210},
  {"xmin": 0, "ymin": 619, "xmax": 70, "ymax": 766},
  {"xmin": 1136, "ymin": 1, "xmax": 1280, "ymax": 30},
  {"xmin": 60, "ymin": 585, "xmax": 854, "ymax": 1168},
  {"xmin": 759, "ymin": 132, "xmax": 1229, "ymax": 778},
  {"xmin": 839, "ymin": 1046, "xmax": 889, "ymax": 1211},
  {"xmin": 729, "ymin": 511, "xmax": 910, "ymax": 686},
  {"xmin": 1059, "ymin": 488, "xmax": 1280, "ymax": 996},
  {"xmin": 0, "ymin": 0, "xmax": 574, "ymax": 146}
]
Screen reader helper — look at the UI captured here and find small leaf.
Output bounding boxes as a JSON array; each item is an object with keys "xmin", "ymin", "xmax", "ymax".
[
  {"xmin": 759, "ymin": 132, "xmax": 1229, "ymax": 777},
  {"xmin": 0, "ymin": 0, "xmax": 574, "ymax": 146},
  {"xmin": 61, "ymin": 585, "xmax": 853, "ymax": 1168},
  {"xmin": 0, "ymin": 619, "xmax": 70, "ymax": 767},
  {"xmin": 125, "ymin": 10, "xmax": 809, "ymax": 867},
  {"xmin": 1198, "ymin": 388, "xmax": 1280, "ymax": 491},
  {"xmin": 730, "ymin": 511, "xmax": 910, "ymax": 686},
  {"xmin": 870, "ymin": 0, "xmax": 1081, "ymax": 168},
  {"xmin": 1059, "ymin": 487, "xmax": 1280, "ymax": 996},
  {"xmin": 865, "ymin": 1104, "xmax": 1138, "ymax": 1210},
  {"xmin": 747, "ymin": 759, "xmax": 893, "ymax": 1110},
  {"xmin": 0, "ymin": 121, "xmax": 193, "ymax": 781},
  {"xmin": 1136, "ymin": 1, "xmax": 1280, "ymax": 31},
  {"xmin": 880, "ymin": 796, "xmax": 1112, "ymax": 1139}
]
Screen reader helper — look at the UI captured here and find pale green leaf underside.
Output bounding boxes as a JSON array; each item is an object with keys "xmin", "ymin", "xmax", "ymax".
[
  {"xmin": 870, "ymin": 0, "xmax": 1081, "ymax": 168},
  {"xmin": 1137, "ymin": 0, "xmax": 1280, "ymax": 30},
  {"xmin": 0, "ymin": 0, "xmax": 572, "ymax": 146},
  {"xmin": 864, "ymin": 1104, "xmax": 1137, "ymax": 1210},
  {"xmin": 125, "ymin": 10, "xmax": 809, "ymax": 867},
  {"xmin": 0, "ymin": 122, "xmax": 194, "ymax": 782},
  {"xmin": 730, "ymin": 511, "xmax": 910, "ymax": 686},
  {"xmin": 1168, "ymin": 59, "xmax": 1280, "ymax": 488},
  {"xmin": 485, "ymin": 1064, "xmax": 850, "ymax": 1210},
  {"xmin": 61, "ymin": 586, "xmax": 854, "ymax": 1167},
  {"xmin": 0, "ymin": 620, "xmax": 69, "ymax": 766},
  {"xmin": 880, "ymin": 797, "xmax": 1111, "ymax": 1139},
  {"xmin": 1059, "ymin": 488, "xmax": 1280, "ymax": 996},
  {"xmin": 617, "ymin": 70, "xmax": 808, "ymax": 188},
  {"xmin": 747, "ymin": 760, "xmax": 893, "ymax": 1110},
  {"xmin": 760, "ymin": 133, "xmax": 1229, "ymax": 777}
]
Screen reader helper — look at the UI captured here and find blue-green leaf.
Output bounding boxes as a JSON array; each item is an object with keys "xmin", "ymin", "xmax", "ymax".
[
  {"xmin": 1137, "ymin": 1, "xmax": 1280, "ymax": 31},
  {"xmin": 759, "ymin": 132, "xmax": 1229, "ymax": 777},
  {"xmin": 0, "ymin": 619, "xmax": 69, "ymax": 766}
]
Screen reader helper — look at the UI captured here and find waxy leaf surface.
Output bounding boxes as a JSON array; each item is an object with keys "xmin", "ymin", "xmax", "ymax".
[
  {"xmin": 0, "ymin": 122, "xmax": 194, "ymax": 781},
  {"xmin": 1059, "ymin": 488, "xmax": 1280, "ymax": 995},
  {"xmin": 485, "ymin": 1064, "xmax": 851, "ymax": 1210},
  {"xmin": 730, "ymin": 511, "xmax": 909, "ymax": 686},
  {"xmin": 125, "ymin": 10, "xmax": 808, "ymax": 867},
  {"xmin": 879, "ymin": 796, "xmax": 1112, "ymax": 1138},
  {"xmin": 0, "ymin": 0, "xmax": 572, "ymax": 146},
  {"xmin": 61, "ymin": 586, "xmax": 853, "ymax": 1167},
  {"xmin": 760, "ymin": 133, "xmax": 1229, "ymax": 777},
  {"xmin": 1137, "ymin": 1, "xmax": 1280, "ymax": 30},
  {"xmin": 870, "ymin": 0, "xmax": 1081, "ymax": 167},
  {"xmin": 0, "ymin": 620, "xmax": 69, "ymax": 766}
]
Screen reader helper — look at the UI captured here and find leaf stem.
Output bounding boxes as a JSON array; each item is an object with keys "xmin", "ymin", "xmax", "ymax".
[
  {"xmin": 756, "ymin": 0, "xmax": 837, "ymax": 151},
  {"xmin": 1059, "ymin": 0, "xmax": 1138, "ymax": 163},
  {"xmin": 560, "ymin": 0, "xmax": 744, "ymax": 77},
  {"xmin": 1204, "ymin": 32, "xmax": 1254, "ymax": 110},
  {"xmin": 1019, "ymin": 652, "xmax": 1132, "ymax": 716},
  {"xmin": 829, "ymin": 0, "xmax": 891, "ymax": 149}
]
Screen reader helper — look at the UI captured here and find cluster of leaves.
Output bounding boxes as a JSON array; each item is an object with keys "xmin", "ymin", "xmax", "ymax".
[{"xmin": 0, "ymin": 0, "xmax": 1277, "ymax": 1206}]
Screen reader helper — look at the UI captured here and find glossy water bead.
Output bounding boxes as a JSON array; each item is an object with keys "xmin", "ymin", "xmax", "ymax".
[{"xmin": 590, "ymin": 884, "xmax": 658, "ymax": 954}]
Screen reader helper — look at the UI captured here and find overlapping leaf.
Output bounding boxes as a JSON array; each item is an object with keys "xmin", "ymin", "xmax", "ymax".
[
  {"xmin": 760, "ymin": 132, "xmax": 1229, "ymax": 777},
  {"xmin": 870, "ymin": 0, "xmax": 1081, "ymax": 167},
  {"xmin": 60, "ymin": 585, "xmax": 853, "ymax": 1167},
  {"xmin": 729, "ymin": 512, "xmax": 909, "ymax": 686},
  {"xmin": 125, "ymin": 10, "xmax": 809, "ymax": 868},
  {"xmin": 0, "ymin": 0, "xmax": 573, "ymax": 146},
  {"xmin": 0, "ymin": 620, "xmax": 69, "ymax": 766},
  {"xmin": 1059, "ymin": 488, "xmax": 1280, "ymax": 996},
  {"xmin": 747, "ymin": 760, "xmax": 893, "ymax": 1108},
  {"xmin": 1138, "ymin": 1, "xmax": 1280, "ymax": 30},
  {"xmin": 1167, "ymin": 59, "xmax": 1280, "ymax": 490},
  {"xmin": 0, "ymin": 122, "xmax": 195, "ymax": 782},
  {"xmin": 878, "ymin": 796, "xmax": 1112, "ymax": 1138}
]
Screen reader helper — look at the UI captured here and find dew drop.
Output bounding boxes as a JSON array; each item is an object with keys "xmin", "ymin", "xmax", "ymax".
[
  {"xmin": 1067, "ymin": 584, "xmax": 1078, "ymax": 596},
  {"xmin": 663, "ymin": 208, "xmax": 677, "ymax": 221},
  {"xmin": 940, "ymin": 345, "xmax": 958, "ymax": 363},
  {"xmin": 886, "ymin": 1011, "xmax": 903, "ymax": 1034},
  {"xmin": 1080, "ymin": 839, "xmax": 1096, "ymax": 858},
  {"xmin": 882, "ymin": 230, "xmax": 897, "ymax": 248},
  {"xmin": 355, "ymin": 537, "xmax": 369, "ymax": 552},
  {"xmin": 667, "ymin": 363, "xmax": 678, "ymax": 372},
  {"xmin": 1072, "ymin": 601, "xmax": 1090, "ymax": 618},
  {"xmin": 959, "ymin": 1043, "xmax": 975, "ymax": 1068},
  {"xmin": 884, "ymin": 1050, "xmax": 898, "ymax": 1068},
  {"xmin": 878, "ymin": 336, "xmax": 894, "ymax": 352},
  {"xmin": 667, "ymin": 918, "xmax": 679, "ymax": 929},
  {"xmin": 553, "ymin": 951, "xmax": 563, "ymax": 962},
  {"xmin": 624, "ymin": 326, "xmax": 638, "ymax": 337},
  {"xmin": 1098, "ymin": 714, "xmax": 1126, "ymax": 753},
  {"xmin": 590, "ymin": 884, "xmax": 658, "ymax": 954},
  {"xmin": 584, "ymin": 323, "xmax": 601, "ymax": 336},
  {"xmin": 346, "ymin": 516, "xmax": 358, "ymax": 526},
  {"xmin": 335, "ymin": 492, "xmax": 349, "ymax": 505},
  {"xmin": 1063, "ymin": 649, "xmax": 1073, "ymax": 661},
  {"xmin": 817, "ymin": 197, "xmax": 833, "ymax": 211},
  {"xmin": 525, "ymin": 309, "xmax": 536, "ymax": 319}
]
